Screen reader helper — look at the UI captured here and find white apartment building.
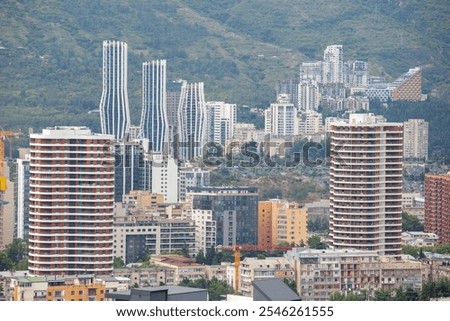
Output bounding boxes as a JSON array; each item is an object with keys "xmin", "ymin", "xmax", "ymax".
[
  {"xmin": 298, "ymin": 80, "xmax": 321, "ymax": 112},
  {"xmin": 15, "ymin": 155, "xmax": 30, "ymax": 239},
  {"xmin": 299, "ymin": 61, "xmax": 323, "ymax": 83},
  {"xmin": 192, "ymin": 209, "xmax": 216, "ymax": 253},
  {"xmin": 206, "ymin": 101, "xmax": 237, "ymax": 145},
  {"xmin": 265, "ymin": 101, "xmax": 298, "ymax": 136},
  {"xmin": 150, "ymin": 155, "xmax": 178, "ymax": 203},
  {"xmin": 178, "ymin": 165, "xmax": 210, "ymax": 202},
  {"xmin": 323, "ymin": 45, "xmax": 344, "ymax": 84},
  {"xmin": 113, "ymin": 217, "xmax": 196, "ymax": 264},
  {"xmin": 298, "ymin": 111, "xmax": 323, "ymax": 135},
  {"xmin": 344, "ymin": 60, "xmax": 368, "ymax": 88},
  {"xmin": 99, "ymin": 40, "xmax": 130, "ymax": 140},
  {"xmin": 403, "ymin": 119, "xmax": 428, "ymax": 160}
]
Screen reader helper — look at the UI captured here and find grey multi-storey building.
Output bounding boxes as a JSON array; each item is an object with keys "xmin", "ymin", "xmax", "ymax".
[
  {"xmin": 114, "ymin": 140, "xmax": 146, "ymax": 202},
  {"xmin": 188, "ymin": 186, "xmax": 258, "ymax": 246}
]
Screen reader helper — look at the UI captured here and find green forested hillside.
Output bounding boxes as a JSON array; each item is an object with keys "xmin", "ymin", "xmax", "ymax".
[{"xmin": 0, "ymin": 0, "xmax": 449, "ymax": 133}]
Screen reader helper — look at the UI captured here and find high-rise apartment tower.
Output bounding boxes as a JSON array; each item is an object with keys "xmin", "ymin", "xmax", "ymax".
[
  {"xmin": 329, "ymin": 114, "xmax": 403, "ymax": 257},
  {"xmin": 28, "ymin": 127, "xmax": 115, "ymax": 276}
]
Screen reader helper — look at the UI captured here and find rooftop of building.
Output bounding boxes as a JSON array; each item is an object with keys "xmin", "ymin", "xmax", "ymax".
[
  {"xmin": 392, "ymin": 67, "xmax": 421, "ymax": 86},
  {"xmin": 252, "ymin": 279, "xmax": 301, "ymax": 301},
  {"xmin": 150, "ymin": 255, "xmax": 203, "ymax": 267},
  {"xmin": 287, "ymin": 247, "xmax": 380, "ymax": 258},
  {"xmin": 187, "ymin": 186, "xmax": 258, "ymax": 193},
  {"xmin": 304, "ymin": 199, "xmax": 330, "ymax": 208},
  {"xmin": 31, "ymin": 126, "xmax": 113, "ymax": 139},
  {"xmin": 402, "ymin": 231, "xmax": 439, "ymax": 239},
  {"xmin": 97, "ymin": 276, "xmax": 130, "ymax": 282},
  {"xmin": 13, "ymin": 274, "xmax": 102, "ymax": 284},
  {"xmin": 424, "ymin": 252, "xmax": 450, "ymax": 261},
  {"xmin": 426, "ymin": 172, "xmax": 450, "ymax": 180},
  {"xmin": 106, "ymin": 285, "xmax": 208, "ymax": 301},
  {"xmin": 330, "ymin": 113, "xmax": 403, "ymax": 127}
]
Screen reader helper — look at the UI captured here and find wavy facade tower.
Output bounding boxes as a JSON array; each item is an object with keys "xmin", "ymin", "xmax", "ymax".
[
  {"xmin": 28, "ymin": 127, "xmax": 115, "ymax": 276},
  {"xmin": 139, "ymin": 60, "xmax": 168, "ymax": 153},
  {"xmin": 177, "ymin": 82, "xmax": 206, "ymax": 160},
  {"xmin": 99, "ymin": 40, "xmax": 130, "ymax": 140}
]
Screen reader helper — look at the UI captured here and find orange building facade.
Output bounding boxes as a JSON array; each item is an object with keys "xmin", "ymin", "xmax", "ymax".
[
  {"xmin": 12, "ymin": 275, "xmax": 106, "ymax": 301},
  {"xmin": 258, "ymin": 200, "xmax": 307, "ymax": 248}
]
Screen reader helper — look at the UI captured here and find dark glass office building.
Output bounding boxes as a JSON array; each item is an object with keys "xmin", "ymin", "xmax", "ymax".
[{"xmin": 188, "ymin": 186, "xmax": 258, "ymax": 246}]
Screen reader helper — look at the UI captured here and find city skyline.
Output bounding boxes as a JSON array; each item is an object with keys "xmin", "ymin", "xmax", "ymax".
[{"xmin": 1, "ymin": 34, "xmax": 447, "ymax": 305}]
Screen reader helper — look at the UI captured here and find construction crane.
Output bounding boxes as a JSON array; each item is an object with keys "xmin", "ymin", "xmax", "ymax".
[
  {"xmin": 0, "ymin": 130, "xmax": 22, "ymax": 249},
  {"xmin": 221, "ymin": 244, "xmax": 294, "ymax": 292}
]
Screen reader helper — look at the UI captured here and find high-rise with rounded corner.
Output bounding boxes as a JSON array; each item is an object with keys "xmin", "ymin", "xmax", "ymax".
[
  {"xmin": 28, "ymin": 127, "xmax": 115, "ymax": 276},
  {"xmin": 99, "ymin": 40, "xmax": 130, "ymax": 140},
  {"xmin": 329, "ymin": 113, "xmax": 403, "ymax": 257}
]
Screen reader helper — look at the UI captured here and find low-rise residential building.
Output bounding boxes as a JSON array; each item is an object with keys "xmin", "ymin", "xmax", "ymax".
[
  {"xmin": 305, "ymin": 199, "xmax": 330, "ymax": 223},
  {"xmin": 121, "ymin": 190, "xmax": 187, "ymax": 219},
  {"xmin": 402, "ymin": 232, "xmax": 439, "ymax": 247},
  {"xmin": 233, "ymin": 123, "xmax": 257, "ymax": 142},
  {"xmin": 150, "ymin": 255, "xmax": 207, "ymax": 285},
  {"xmin": 205, "ymin": 264, "xmax": 230, "ymax": 283},
  {"xmin": 239, "ymin": 257, "xmax": 294, "ymax": 297},
  {"xmin": 113, "ymin": 216, "xmax": 196, "ymax": 264},
  {"xmin": 113, "ymin": 267, "xmax": 176, "ymax": 287},
  {"xmin": 11, "ymin": 275, "xmax": 110, "ymax": 301},
  {"xmin": 380, "ymin": 256, "xmax": 422, "ymax": 291},
  {"xmin": 421, "ymin": 252, "xmax": 450, "ymax": 282},
  {"xmin": 285, "ymin": 248, "xmax": 380, "ymax": 301}
]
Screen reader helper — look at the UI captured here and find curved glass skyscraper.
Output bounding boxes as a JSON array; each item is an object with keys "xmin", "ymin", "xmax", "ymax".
[
  {"xmin": 139, "ymin": 60, "xmax": 168, "ymax": 153},
  {"xmin": 99, "ymin": 40, "xmax": 130, "ymax": 140},
  {"xmin": 177, "ymin": 82, "xmax": 206, "ymax": 161}
]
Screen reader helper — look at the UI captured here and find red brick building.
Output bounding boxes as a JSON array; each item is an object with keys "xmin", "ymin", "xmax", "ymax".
[{"xmin": 425, "ymin": 174, "xmax": 450, "ymax": 243}]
